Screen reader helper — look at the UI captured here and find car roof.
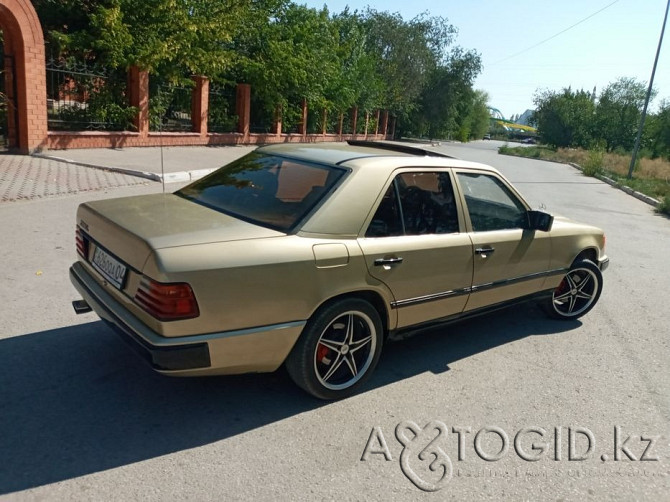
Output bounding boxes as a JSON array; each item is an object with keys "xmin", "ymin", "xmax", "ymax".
[
  {"xmin": 256, "ymin": 141, "xmax": 499, "ymax": 175},
  {"xmin": 256, "ymin": 141, "xmax": 455, "ymax": 166}
]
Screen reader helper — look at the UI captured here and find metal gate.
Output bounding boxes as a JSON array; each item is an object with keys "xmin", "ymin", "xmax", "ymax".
[{"xmin": 0, "ymin": 47, "xmax": 18, "ymax": 150}]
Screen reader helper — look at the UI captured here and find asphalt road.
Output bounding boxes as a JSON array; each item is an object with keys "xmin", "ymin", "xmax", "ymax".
[{"xmin": 1, "ymin": 142, "xmax": 668, "ymax": 501}]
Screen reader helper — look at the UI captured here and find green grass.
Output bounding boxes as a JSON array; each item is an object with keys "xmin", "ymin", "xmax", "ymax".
[
  {"xmin": 604, "ymin": 173, "xmax": 670, "ymax": 198},
  {"xmin": 657, "ymin": 196, "xmax": 670, "ymax": 216},
  {"xmin": 498, "ymin": 145, "xmax": 670, "ymax": 214},
  {"xmin": 498, "ymin": 144, "xmax": 557, "ymax": 160}
]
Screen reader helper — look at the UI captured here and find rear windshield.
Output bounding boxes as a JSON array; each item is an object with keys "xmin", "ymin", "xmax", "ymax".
[{"xmin": 177, "ymin": 152, "xmax": 346, "ymax": 232}]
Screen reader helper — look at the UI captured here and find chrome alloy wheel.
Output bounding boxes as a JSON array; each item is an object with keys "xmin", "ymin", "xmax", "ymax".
[
  {"xmin": 552, "ymin": 266, "xmax": 600, "ymax": 317},
  {"xmin": 313, "ymin": 311, "xmax": 377, "ymax": 391}
]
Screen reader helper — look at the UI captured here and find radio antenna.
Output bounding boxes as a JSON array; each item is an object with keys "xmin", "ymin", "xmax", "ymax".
[{"xmin": 159, "ymin": 95, "xmax": 165, "ymax": 194}]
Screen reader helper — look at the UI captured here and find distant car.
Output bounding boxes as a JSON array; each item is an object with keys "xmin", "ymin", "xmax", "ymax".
[
  {"xmin": 522, "ymin": 137, "xmax": 537, "ymax": 144},
  {"xmin": 483, "ymin": 134, "xmax": 491, "ymax": 140},
  {"xmin": 70, "ymin": 141, "xmax": 608, "ymax": 399}
]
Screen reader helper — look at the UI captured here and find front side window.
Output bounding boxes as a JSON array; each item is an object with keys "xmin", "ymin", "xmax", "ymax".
[
  {"xmin": 366, "ymin": 171, "xmax": 459, "ymax": 237},
  {"xmin": 177, "ymin": 152, "xmax": 346, "ymax": 232},
  {"xmin": 456, "ymin": 172, "xmax": 528, "ymax": 231}
]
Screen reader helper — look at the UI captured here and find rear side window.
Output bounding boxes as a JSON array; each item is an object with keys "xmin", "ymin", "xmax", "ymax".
[
  {"xmin": 366, "ymin": 171, "xmax": 459, "ymax": 237},
  {"xmin": 177, "ymin": 152, "xmax": 346, "ymax": 232}
]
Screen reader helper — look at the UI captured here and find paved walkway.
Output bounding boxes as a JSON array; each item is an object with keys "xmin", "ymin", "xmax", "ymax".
[
  {"xmin": 0, "ymin": 145, "xmax": 256, "ymax": 204},
  {"xmin": 0, "ymin": 153, "xmax": 152, "ymax": 203}
]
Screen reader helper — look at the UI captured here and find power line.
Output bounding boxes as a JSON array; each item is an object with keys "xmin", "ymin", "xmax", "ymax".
[{"xmin": 489, "ymin": 0, "xmax": 620, "ymax": 66}]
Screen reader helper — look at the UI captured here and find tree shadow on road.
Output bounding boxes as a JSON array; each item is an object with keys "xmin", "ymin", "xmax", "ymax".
[{"xmin": 0, "ymin": 304, "xmax": 580, "ymax": 494}]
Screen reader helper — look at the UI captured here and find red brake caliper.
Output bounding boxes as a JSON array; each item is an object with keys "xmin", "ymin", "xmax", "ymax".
[
  {"xmin": 556, "ymin": 278, "xmax": 568, "ymax": 295},
  {"xmin": 317, "ymin": 344, "xmax": 330, "ymax": 363}
]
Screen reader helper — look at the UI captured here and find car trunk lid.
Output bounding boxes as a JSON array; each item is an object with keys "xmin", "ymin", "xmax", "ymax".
[{"xmin": 77, "ymin": 193, "xmax": 284, "ymax": 272}]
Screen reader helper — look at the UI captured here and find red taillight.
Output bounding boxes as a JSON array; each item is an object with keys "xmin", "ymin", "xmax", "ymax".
[
  {"xmin": 134, "ymin": 277, "xmax": 199, "ymax": 321},
  {"xmin": 76, "ymin": 226, "xmax": 89, "ymax": 259}
]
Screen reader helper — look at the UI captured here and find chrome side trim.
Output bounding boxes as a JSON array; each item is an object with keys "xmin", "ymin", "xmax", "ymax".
[
  {"xmin": 391, "ymin": 287, "xmax": 470, "ymax": 308},
  {"xmin": 391, "ymin": 267, "xmax": 568, "ymax": 309},
  {"xmin": 469, "ymin": 268, "xmax": 568, "ymax": 292},
  {"xmin": 389, "ymin": 289, "xmax": 556, "ymax": 340}
]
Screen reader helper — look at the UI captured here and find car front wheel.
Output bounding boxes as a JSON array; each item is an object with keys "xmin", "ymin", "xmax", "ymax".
[
  {"xmin": 286, "ymin": 299, "xmax": 383, "ymax": 400},
  {"xmin": 544, "ymin": 259, "xmax": 603, "ymax": 319}
]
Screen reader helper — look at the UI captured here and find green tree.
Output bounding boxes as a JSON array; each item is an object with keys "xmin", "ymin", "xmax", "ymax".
[
  {"xmin": 408, "ymin": 47, "xmax": 481, "ymax": 139},
  {"xmin": 363, "ymin": 10, "xmax": 457, "ymax": 120},
  {"xmin": 40, "ymin": 0, "xmax": 265, "ymax": 81},
  {"xmin": 533, "ymin": 87, "xmax": 595, "ymax": 148},
  {"xmin": 644, "ymin": 100, "xmax": 670, "ymax": 159},
  {"xmin": 233, "ymin": 3, "xmax": 340, "ymax": 129},
  {"xmin": 34, "ymin": 0, "xmax": 104, "ymax": 59},
  {"xmin": 594, "ymin": 77, "xmax": 651, "ymax": 152},
  {"xmin": 468, "ymin": 90, "xmax": 491, "ymax": 140},
  {"xmin": 327, "ymin": 10, "xmax": 384, "ymax": 117},
  {"xmin": 35, "ymin": 0, "xmax": 484, "ymax": 135}
]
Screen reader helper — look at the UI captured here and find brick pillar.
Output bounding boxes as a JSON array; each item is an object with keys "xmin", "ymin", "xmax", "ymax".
[
  {"xmin": 236, "ymin": 83, "xmax": 251, "ymax": 137},
  {"xmin": 298, "ymin": 98, "xmax": 308, "ymax": 138},
  {"xmin": 128, "ymin": 66, "xmax": 149, "ymax": 136},
  {"xmin": 322, "ymin": 109, "xmax": 328, "ymax": 136},
  {"xmin": 375, "ymin": 110, "xmax": 380, "ymax": 136},
  {"xmin": 0, "ymin": 0, "xmax": 48, "ymax": 152},
  {"xmin": 274, "ymin": 105, "xmax": 282, "ymax": 137},
  {"xmin": 381, "ymin": 111, "xmax": 389, "ymax": 137},
  {"xmin": 351, "ymin": 107, "xmax": 358, "ymax": 136},
  {"xmin": 191, "ymin": 75, "xmax": 209, "ymax": 136}
]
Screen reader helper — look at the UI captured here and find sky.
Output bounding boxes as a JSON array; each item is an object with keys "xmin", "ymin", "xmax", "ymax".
[{"xmin": 300, "ymin": 0, "xmax": 670, "ymax": 120}]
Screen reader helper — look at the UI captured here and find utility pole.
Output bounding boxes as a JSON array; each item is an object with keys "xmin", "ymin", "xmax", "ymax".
[{"xmin": 628, "ymin": 0, "xmax": 670, "ymax": 179}]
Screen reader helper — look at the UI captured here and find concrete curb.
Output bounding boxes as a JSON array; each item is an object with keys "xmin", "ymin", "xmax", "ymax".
[
  {"xmin": 33, "ymin": 153, "xmax": 213, "ymax": 184},
  {"xmin": 33, "ymin": 153, "xmax": 162, "ymax": 182},
  {"xmin": 160, "ymin": 168, "xmax": 217, "ymax": 183},
  {"xmin": 401, "ymin": 138, "xmax": 443, "ymax": 147},
  {"xmin": 567, "ymin": 162, "xmax": 661, "ymax": 208}
]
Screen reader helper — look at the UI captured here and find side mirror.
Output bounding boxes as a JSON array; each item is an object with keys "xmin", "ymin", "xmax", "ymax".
[{"xmin": 527, "ymin": 210, "xmax": 554, "ymax": 232}]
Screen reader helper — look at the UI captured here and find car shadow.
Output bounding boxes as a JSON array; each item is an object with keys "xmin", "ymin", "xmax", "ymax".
[
  {"xmin": 0, "ymin": 304, "xmax": 579, "ymax": 494},
  {"xmin": 374, "ymin": 303, "xmax": 581, "ymax": 384}
]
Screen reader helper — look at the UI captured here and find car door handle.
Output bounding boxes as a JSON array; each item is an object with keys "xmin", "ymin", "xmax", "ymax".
[
  {"xmin": 374, "ymin": 257, "xmax": 404, "ymax": 266},
  {"xmin": 475, "ymin": 246, "xmax": 495, "ymax": 255}
]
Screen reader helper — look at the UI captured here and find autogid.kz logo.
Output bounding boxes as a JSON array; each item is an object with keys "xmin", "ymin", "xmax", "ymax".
[
  {"xmin": 395, "ymin": 421, "xmax": 452, "ymax": 492},
  {"xmin": 360, "ymin": 422, "xmax": 662, "ymax": 492}
]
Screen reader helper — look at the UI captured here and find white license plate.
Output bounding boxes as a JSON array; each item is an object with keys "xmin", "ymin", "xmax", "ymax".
[{"xmin": 91, "ymin": 246, "xmax": 127, "ymax": 289}]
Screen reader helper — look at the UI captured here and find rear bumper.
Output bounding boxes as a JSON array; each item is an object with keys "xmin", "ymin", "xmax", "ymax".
[{"xmin": 69, "ymin": 262, "xmax": 305, "ymax": 375}]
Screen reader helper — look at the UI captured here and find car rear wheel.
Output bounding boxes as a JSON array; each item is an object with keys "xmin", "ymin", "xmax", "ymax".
[
  {"xmin": 544, "ymin": 259, "xmax": 603, "ymax": 319},
  {"xmin": 286, "ymin": 299, "xmax": 383, "ymax": 400}
]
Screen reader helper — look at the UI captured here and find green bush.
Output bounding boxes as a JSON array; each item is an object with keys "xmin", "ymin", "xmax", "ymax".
[
  {"xmin": 498, "ymin": 144, "xmax": 551, "ymax": 159},
  {"xmin": 657, "ymin": 196, "xmax": 670, "ymax": 216},
  {"xmin": 582, "ymin": 146, "xmax": 604, "ymax": 176}
]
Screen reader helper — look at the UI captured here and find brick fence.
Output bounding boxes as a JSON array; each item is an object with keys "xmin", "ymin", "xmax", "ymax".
[{"xmin": 45, "ymin": 67, "xmax": 395, "ymax": 150}]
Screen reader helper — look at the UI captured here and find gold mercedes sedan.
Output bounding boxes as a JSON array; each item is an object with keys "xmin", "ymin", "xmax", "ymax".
[{"xmin": 70, "ymin": 141, "xmax": 608, "ymax": 399}]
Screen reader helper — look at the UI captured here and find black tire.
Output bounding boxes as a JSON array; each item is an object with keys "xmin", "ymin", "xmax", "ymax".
[
  {"xmin": 543, "ymin": 259, "xmax": 603, "ymax": 320},
  {"xmin": 285, "ymin": 298, "xmax": 383, "ymax": 400}
]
